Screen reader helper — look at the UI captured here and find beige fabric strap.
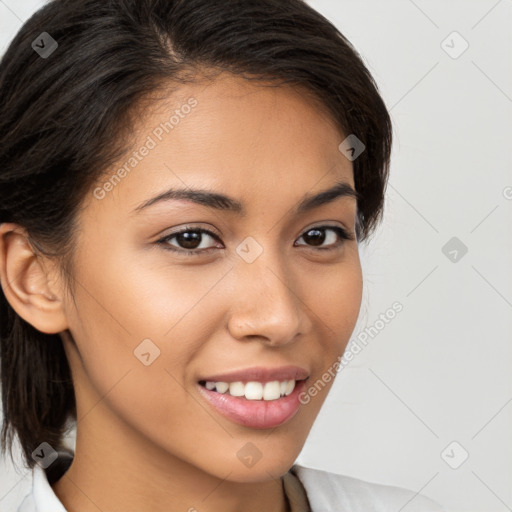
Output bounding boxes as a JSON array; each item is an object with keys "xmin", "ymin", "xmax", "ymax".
[{"xmin": 282, "ymin": 470, "xmax": 312, "ymax": 512}]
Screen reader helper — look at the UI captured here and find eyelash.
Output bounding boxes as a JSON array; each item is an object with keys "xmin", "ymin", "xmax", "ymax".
[{"xmin": 156, "ymin": 224, "xmax": 355, "ymax": 256}]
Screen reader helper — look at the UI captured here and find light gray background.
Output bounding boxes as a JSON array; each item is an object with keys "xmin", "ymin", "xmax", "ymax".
[{"xmin": 1, "ymin": 1, "xmax": 511, "ymax": 511}]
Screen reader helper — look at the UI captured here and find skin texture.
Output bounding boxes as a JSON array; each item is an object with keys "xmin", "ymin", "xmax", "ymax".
[{"xmin": 0, "ymin": 72, "xmax": 363, "ymax": 512}]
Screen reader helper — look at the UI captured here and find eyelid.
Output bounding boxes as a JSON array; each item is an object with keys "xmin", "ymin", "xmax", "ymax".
[{"xmin": 301, "ymin": 221, "xmax": 354, "ymax": 239}]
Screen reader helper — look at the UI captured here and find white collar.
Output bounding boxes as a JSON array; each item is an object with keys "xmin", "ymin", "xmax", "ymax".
[{"xmin": 17, "ymin": 464, "xmax": 67, "ymax": 512}]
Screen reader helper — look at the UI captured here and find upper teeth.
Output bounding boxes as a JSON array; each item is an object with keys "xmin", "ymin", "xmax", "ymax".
[{"xmin": 204, "ymin": 380, "xmax": 296, "ymax": 400}]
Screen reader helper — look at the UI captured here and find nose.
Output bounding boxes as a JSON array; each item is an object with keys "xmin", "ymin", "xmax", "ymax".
[{"xmin": 226, "ymin": 250, "xmax": 312, "ymax": 347}]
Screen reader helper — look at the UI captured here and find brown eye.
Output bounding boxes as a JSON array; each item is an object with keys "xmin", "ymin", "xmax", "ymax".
[
  {"xmin": 157, "ymin": 227, "xmax": 221, "ymax": 255},
  {"xmin": 295, "ymin": 225, "xmax": 354, "ymax": 251}
]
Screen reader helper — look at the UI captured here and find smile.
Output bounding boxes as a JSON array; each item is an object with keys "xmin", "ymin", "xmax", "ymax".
[
  {"xmin": 199, "ymin": 379, "xmax": 297, "ymax": 401},
  {"xmin": 196, "ymin": 378, "xmax": 309, "ymax": 429}
]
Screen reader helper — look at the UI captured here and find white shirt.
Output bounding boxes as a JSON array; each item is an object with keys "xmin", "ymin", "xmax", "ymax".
[{"xmin": 17, "ymin": 460, "xmax": 446, "ymax": 512}]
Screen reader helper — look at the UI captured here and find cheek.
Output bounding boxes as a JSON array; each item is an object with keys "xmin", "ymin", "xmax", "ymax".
[
  {"xmin": 65, "ymin": 248, "xmax": 227, "ymax": 414},
  {"xmin": 74, "ymin": 244, "xmax": 223, "ymax": 353},
  {"xmin": 98, "ymin": 366, "xmax": 202, "ymax": 447},
  {"xmin": 305, "ymin": 252, "xmax": 363, "ymax": 348},
  {"xmin": 295, "ymin": 259, "xmax": 362, "ymax": 415},
  {"xmin": 302, "ymin": 253, "xmax": 362, "ymax": 406},
  {"xmin": 65, "ymin": 274, "xmax": 212, "ymax": 454}
]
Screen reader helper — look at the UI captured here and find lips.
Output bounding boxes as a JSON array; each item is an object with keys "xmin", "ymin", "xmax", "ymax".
[
  {"xmin": 198, "ymin": 365, "xmax": 309, "ymax": 384},
  {"xmin": 196, "ymin": 378, "xmax": 308, "ymax": 429}
]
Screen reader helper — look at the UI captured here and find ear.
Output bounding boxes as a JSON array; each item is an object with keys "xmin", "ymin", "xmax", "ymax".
[{"xmin": 0, "ymin": 223, "xmax": 69, "ymax": 334}]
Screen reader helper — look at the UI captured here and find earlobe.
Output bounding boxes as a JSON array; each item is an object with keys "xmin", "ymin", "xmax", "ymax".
[{"xmin": 0, "ymin": 222, "xmax": 69, "ymax": 334}]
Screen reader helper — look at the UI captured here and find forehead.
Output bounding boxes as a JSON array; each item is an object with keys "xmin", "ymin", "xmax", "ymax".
[{"xmin": 88, "ymin": 72, "xmax": 354, "ymax": 219}]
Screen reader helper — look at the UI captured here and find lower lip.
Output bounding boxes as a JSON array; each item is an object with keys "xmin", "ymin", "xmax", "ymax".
[{"xmin": 196, "ymin": 380, "xmax": 307, "ymax": 429}]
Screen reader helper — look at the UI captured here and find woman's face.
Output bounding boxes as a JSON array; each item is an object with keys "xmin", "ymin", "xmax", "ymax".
[{"xmin": 59, "ymin": 72, "xmax": 363, "ymax": 482}]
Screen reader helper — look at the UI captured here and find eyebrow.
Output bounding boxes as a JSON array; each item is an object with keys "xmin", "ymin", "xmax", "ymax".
[{"xmin": 131, "ymin": 179, "xmax": 360, "ymax": 216}]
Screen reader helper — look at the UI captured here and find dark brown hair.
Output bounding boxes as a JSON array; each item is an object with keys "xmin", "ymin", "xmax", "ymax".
[{"xmin": 0, "ymin": 0, "xmax": 392, "ymax": 471}]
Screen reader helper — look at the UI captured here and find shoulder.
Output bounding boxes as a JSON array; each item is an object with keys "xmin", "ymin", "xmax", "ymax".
[{"xmin": 290, "ymin": 464, "xmax": 446, "ymax": 512}]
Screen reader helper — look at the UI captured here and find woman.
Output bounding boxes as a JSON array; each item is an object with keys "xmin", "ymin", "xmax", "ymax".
[{"xmin": 0, "ymin": 0, "xmax": 446, "ymax": 510}]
